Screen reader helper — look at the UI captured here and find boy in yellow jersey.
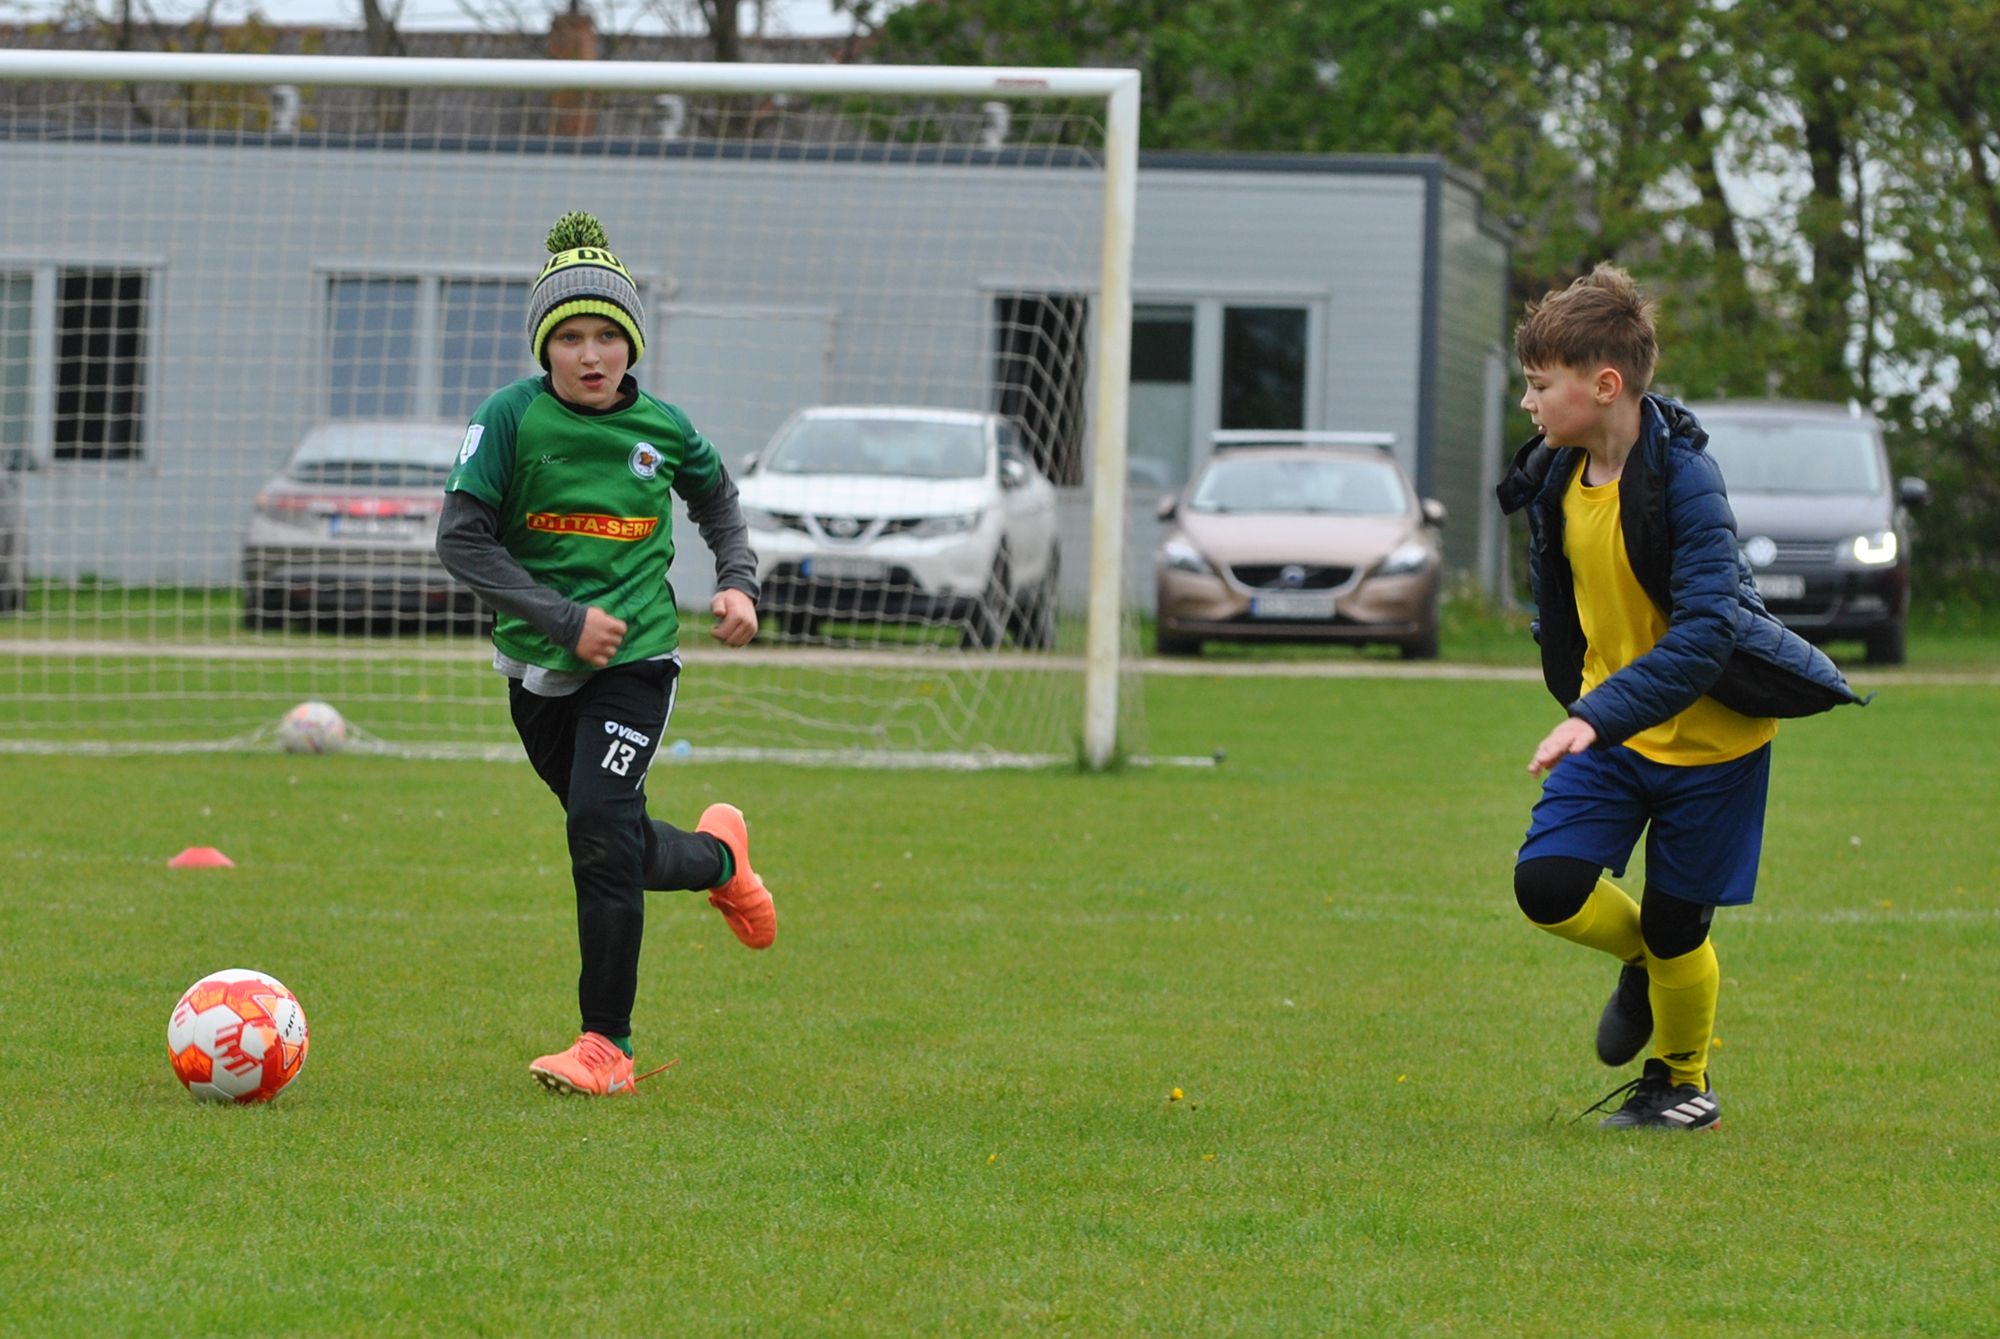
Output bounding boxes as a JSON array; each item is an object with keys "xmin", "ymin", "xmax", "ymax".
[
  {"xmin": 1494, "ymin": 265, "xmax": 1864, "ymax": 1129},
  {"xmin": 438, "ymin": 212, "xmax": 775, "ymax": 1097}
]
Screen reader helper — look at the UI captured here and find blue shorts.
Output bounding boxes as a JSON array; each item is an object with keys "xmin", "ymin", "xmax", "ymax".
[{"xmin": 1518, "ymin": 743, "xmax": 1772, "ymax": 906}]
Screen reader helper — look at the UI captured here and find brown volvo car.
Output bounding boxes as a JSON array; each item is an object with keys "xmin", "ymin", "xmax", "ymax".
[{"xmin": 1152, "ymin": 432, "xmax": 1445, "ymax": 658}]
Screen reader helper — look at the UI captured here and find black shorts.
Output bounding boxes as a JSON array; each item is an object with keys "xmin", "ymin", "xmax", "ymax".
[{"xmin": 508, "ymin": 657, "xmax": 681, "ymax": 810}]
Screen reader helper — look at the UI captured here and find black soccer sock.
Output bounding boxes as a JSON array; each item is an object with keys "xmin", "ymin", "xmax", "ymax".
[{"xmin": 642, "ymin": 819, "xmax": 729, "ymax": 891}]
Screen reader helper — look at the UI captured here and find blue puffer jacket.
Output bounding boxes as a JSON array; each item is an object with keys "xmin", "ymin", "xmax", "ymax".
[{"xmin": 1494, "ymin": 393, "xmax": 1865, "ymax": 748}]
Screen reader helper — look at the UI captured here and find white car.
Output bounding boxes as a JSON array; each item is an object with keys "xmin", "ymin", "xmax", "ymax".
[{"xmin": 738, "ymin": 406, "xmax": 1060, "ymax": 648}]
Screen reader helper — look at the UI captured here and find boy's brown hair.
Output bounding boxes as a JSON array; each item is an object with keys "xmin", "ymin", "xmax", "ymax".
[{"xmin": 1514, "ymin": 263, "xmax": 1658, "ymax": 393}]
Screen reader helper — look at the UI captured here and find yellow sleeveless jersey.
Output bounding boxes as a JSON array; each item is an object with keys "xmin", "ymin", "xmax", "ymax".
[{"xmin": 1563, "ymin": 466, "xmax": 1777, "ymax": 765}]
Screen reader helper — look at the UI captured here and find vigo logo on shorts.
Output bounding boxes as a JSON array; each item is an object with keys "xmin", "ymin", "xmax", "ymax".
[{"xmin": 603, "ymin": 719, "xmax": 652, "ymax": 748}]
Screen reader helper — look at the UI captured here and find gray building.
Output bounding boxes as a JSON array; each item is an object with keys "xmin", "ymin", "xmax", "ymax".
[{"xmin": 0, "ymin": 119, "xmax": 1509, "ymax": 609}]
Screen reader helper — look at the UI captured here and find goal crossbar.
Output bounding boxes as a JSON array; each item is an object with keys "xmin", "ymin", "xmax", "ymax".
[
  {"xmin": 0, "ymin": 49, "xmax": 1139, "ymax": 769},
  {"xmin": 0, "ymin": 50, "xmax": 1137, "ymax": 101}
]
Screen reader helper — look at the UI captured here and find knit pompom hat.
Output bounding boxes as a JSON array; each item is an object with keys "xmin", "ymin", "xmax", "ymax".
[{"xmin": 527, "ymin": 211, "xmax": 646, "ymax": 367}]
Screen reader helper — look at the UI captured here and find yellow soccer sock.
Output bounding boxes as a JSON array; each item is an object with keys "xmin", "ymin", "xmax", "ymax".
[
  {"xmin": 1646, "ymin": 939, "xmax": 1719, "ymax": 1089},
  {"xmin": 1535, "ymin": 877, "xmax": 1645, "ymax": 965}
]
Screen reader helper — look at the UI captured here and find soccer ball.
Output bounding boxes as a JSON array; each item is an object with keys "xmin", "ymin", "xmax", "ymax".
[
  {"xmin": 276, "ymin": 700, "xmax": 347, "ymax": 753},
  {"xmin": 167, "ymin": 969, "xmax": 310, "ymax": 1104}
]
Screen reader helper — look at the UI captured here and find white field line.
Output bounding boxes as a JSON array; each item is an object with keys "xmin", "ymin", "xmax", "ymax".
[
  {"xmin": 2, "ymin": 638, "xmax": 1996, "ymax": 685},
  {"xmin": 1733, "ymin": 905, "xmax": 2000, "ymax": 926},
  {"xmin": 0, "ymin": 637, "xmax": 1052, "ymax": 671}
]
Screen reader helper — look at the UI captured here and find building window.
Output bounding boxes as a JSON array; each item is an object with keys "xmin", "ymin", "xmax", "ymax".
[
  {"xmin": 55, "ymin": 270, "xmax": 149, "ymax": 461},
  {"xmin": 439, "ymin": 279, "xmax": 530, "ymax": 423},
  {"xmin": 325, "ymin": 273, "xmax": 533, "ymax": 421},
  {"xmin": 327, "ymin": 276, "xmax": 420, "ymax": 419},
  {"xmin": 0, "ymin": 266, "xmax": 153, "ymax": 464},
  {"xmin": 992, "ymin": 292, "xmax": 1088, "ymax": 486},
  {"xmin": 1128, "ymin": 303, "xmax": 1195, "ymax": 493},
  {"xmin": 1221, "ymin": 305, "xmax": 1307, "ymax": 431},
  {"xmin": 0, "ymin": 273, "xmax": 29, "ymax": 471}
]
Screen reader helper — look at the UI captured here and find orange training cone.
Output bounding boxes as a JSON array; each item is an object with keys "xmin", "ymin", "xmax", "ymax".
[{"xmin": 168, "ymin": 847, "xmax": 235, "ymax": 869}]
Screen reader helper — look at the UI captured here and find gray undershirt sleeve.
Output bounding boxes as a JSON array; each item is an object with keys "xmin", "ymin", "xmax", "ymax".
[
  {"xmin": 435, "ymin": 490, "xmax": 587, "ymax": 653},
  {"xmin": 685, "ymin": 467, "xmax": 761, "ymax": 604}
]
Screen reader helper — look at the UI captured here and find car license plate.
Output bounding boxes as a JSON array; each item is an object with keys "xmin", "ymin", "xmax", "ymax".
[
  {"xmin": 1754, "ymin": 573, "xmax": 1805, "ymax": 601},
  {"xmin": 802, "ymin": 556, "xmax": 889, "ymax": 581},
  {"xmin": 329, "ymin": 515, "xmax": 420, "ymax": 539},
  {"xmin": 1250, "ymin": 591, "xmax": 1337, "ymax": 620}
]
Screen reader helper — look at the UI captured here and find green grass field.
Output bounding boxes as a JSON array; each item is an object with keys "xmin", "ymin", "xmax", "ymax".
[{"xmin": 3, "ymin": 662, "xmax": 1996, "ymax": 1335}]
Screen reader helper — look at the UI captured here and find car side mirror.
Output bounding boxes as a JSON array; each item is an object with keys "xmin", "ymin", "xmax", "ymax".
[
  {"xmin": 1421, "ymin": 497, "xmax": 1447, "ymax": 528},
  {"xmin": 740, "ymin": 451, "xmax": 759, "ymax": 475},
  {"xmin": 1000, "ymin": 457, "xmax": 1027, "ymax": 490},
  {"xmin": 1898, "ymin": 476, "xmax": 1932, "ymax": 508},
  {"xmin": 1155, "ymin": 493, "xmax": 1178, "ymax": 521}
]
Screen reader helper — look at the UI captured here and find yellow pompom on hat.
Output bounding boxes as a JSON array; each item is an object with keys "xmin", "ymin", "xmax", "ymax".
[{"xmin": 528, "ymin": 211, "xmax": 646, "ymax": 367}]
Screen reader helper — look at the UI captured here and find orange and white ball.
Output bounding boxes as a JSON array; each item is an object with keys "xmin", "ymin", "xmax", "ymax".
[
  {"xmin": 276, "ymin": 700, "xmax": 347, "ymax": 754},
  {"xmin": 167, "ymin": 969, "xmax": 310, "ymax": 1104}
]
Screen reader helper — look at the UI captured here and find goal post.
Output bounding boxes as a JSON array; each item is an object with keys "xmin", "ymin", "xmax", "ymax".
[{"xmin": 0, "ymin": 49, "xmax": 1142, "ymax": 769}]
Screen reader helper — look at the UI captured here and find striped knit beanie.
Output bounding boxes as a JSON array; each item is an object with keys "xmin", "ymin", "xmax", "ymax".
[{"xmin": 528, "ymin": 211, "xmax": 646, "ymax": 368}]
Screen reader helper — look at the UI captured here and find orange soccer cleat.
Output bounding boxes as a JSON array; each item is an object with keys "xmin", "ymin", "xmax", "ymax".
[
  {"xmin": 529, "ymin": 1032, "xmax": 640, "ymax": 1097},
  {"xmin": 696, "ymin": 802, "xmax": 776, "ymax": 949}
]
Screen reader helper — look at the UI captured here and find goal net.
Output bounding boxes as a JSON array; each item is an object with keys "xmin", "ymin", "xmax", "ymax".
[{"xmin": 0, "ymin": 50, "xmax": 1144, "ymax": 767}]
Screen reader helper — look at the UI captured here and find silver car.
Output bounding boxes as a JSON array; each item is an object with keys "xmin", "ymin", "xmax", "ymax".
[
  {"xmin": 0, "ymin": 470, "xmax": 22, "ymax": 614},
  {"xmin": 241, "ymin": 420, "xmax": 482, "ymax": 632}
]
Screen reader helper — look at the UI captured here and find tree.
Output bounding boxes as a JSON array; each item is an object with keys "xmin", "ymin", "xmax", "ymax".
[{"xmin": 865, "ymin": 0, "xmax": 2000, "ymax": 598}]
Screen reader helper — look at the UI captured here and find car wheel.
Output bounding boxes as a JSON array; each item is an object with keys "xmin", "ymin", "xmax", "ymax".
[
  {"xmin": 1022, "ymin": 578, "xmax": 1058, "ymax": 650},
  {"xmin": 1011, "ymin": 547, "xmax": 1060, "ymax": 651},
  {"xmin": 776, "ymin": 608, "xmax": 821, "ymax": 642},
  {"xmin": 242, "ymin": 586, "xmax": 285, "ymax": 631},
  {"xmin": 443, "ymin": 601, "xmax": 497, "ymax": 638},
  {"xmin": 1864, "ymin": 618, "xmax": 1906, "ymax": 666},
  {"xmin": 960, "ymin": 551, "xmax": 1009, "ymax": 650},
  {"xmin": 421, "ymin": 610, "xmax": 457, "ymax": 637},
  {"xmin": 1399, "ymin": 624, "xmax": 1440, "ymax": 661},
  {"xmin": 1397, "ymin": 596, "xmax": 1442, "ymax": 660},
  {"xmin": 0, "ymin": 527, "xmax": 19, "ymax": 613}
]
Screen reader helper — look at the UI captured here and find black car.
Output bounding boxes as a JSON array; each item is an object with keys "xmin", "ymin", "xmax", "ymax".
[{"xmin": 1691, "ymin": 400, "xmax": 1930, "ymax": 664}]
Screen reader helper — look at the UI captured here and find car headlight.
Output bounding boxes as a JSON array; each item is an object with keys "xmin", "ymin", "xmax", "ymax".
[
  {"xmin": 1378, "ymin": 541, "xmax": 1432, "ymax": 577},
  {"xmin": 909, "ymin": 510, "xmax": 982, "ymax": 538},
  {"xmin": 1159, "ymin": 537, "xmax": 1212, "ymax": 575},
  {"xmin": 741, "ymin": 506, "xmax": 783, "ymax": 531},
  {"xmin": 1847, "ymin": 530, "xmax": 1898, "ymax": 566}
]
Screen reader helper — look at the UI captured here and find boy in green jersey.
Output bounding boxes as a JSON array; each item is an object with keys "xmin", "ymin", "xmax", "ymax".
[{"xmin": 438, "ymin": 212, "xmax": 775, "ymax": 1097}]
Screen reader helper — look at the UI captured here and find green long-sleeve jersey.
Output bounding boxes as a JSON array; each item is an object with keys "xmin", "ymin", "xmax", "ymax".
[{"xmin": 444, "ymin": 376, "xmax": 725, "ymax": 672}]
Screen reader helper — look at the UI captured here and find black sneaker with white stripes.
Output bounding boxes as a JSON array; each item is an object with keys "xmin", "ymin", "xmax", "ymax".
[
  {"xmin": 1596, "ymin": 961, "xmax": 1653, "ymax": 1066},
  {"xmin": 1583, "ymin": 1058, "xmax": 1720, "ymax": 1130}
]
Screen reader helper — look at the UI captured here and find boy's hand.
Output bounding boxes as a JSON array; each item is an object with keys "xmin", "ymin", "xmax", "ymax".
[
  {"xmin": 710, "ymin": 589, "xmax": 759, "ymax": 647},
  {"xmin": 1529, "ymin": 716, "xmax": 1597, "ymax": 775},
  {"xmin": 575, "ymin": 606, "xmax": 627, "ymax": 667}
]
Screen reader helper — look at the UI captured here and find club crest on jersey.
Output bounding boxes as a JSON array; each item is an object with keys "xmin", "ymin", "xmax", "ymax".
[{"xmin": 629, "ymin": 442, "xmax": 661, "ymax": 480}]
